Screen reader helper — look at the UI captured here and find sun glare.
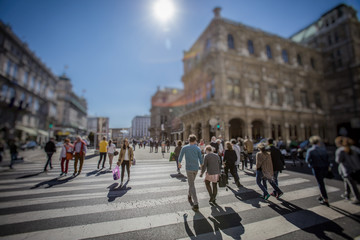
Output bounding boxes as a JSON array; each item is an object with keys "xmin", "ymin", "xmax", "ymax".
[{"xmin": 153, "ymin": 0, "xmax": 174, "ymax": 22}]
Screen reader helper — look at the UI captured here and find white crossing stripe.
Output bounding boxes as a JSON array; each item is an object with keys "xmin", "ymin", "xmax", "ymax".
[
  {"xmin": 0, "ymin": 173, "xmax": 290, "ymax": 197},
  {"xmin": 177, "ymin": 200, "xmax": 360, "ymax": 240},
  {"xmin": 0, "ymin": 180, "xmax": 331, "ymax": 225},
  {"xmin": 1, "ymin": 197, "xmax": 352, "ymax": 240}
]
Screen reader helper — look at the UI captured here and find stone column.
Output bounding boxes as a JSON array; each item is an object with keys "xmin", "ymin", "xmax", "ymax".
[
  {"xmin": 246, "ymin": 121, "xmax": 253, "ymax": 139},
  {"xmin": 202, "ymin": 122, "xmax": 210, "ymax": 143}
]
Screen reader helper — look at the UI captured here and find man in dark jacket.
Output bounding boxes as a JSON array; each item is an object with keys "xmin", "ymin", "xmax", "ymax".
[
  {"xmin": 267, "ymin": 138, "xmax": 285, "ymax": 196},
  {"xmin": 44, "ymin": 138, "xmax": 56, "ymax": 171}
]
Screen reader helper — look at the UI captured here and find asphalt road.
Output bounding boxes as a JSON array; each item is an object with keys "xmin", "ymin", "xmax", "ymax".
[{"xmin": 0, "ymin": 147, "xmax": 359, "ymax": 239}]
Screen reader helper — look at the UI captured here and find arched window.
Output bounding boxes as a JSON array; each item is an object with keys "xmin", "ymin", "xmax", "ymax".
[
  {"xmin": 297, "ymin": 54, "xmax": 302, "ymax": 66},
  {"xmin": 228, "ymin": 34, "xmax": 235, "ymax": 49},
  {"xmin": 266, "ymin": 45, "xmax": 272, "ymax": 59},
  {"xmin": 248, "ymin": 40, "xmax": 254, "ymax": 54},
  {"xmin": 282, "ymin": 49, "xmax": 289, "ymax": 63},
  {"xmin": 310, "ymin": 57, "xmax": 316, "ymax": 69}
]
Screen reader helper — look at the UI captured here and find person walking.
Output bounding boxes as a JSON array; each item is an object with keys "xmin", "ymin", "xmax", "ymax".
[
  {"xmin": 238, "ymin": 139, "xmax": 246, "ymax": 170},
  {"xmin": 305, "ymin": 136, "xmax": 330, "ymax": 207},
  {"xmin": 155, "ymin": 139, "xmax": 159, "ymax": 153},
  {"xmin": 107, "ymin": 139, "xmax": 116, "ymax": 170},
  {"xmin": 117, "ymin": 139, "xmax": 134, "ymax": 185},
  {"xmin": 210, "ymin": 136, "xmax": 219, "ymax": 154},
  {"xmin": 44, "ymin": 138, "xmax": 56, "ymax": 172},
  {"xmin": 256, "ymin": 143, "xmax": 283, "ymax": 200},
  {"xmin": 267, "ymin": 138, "xmax": 285, "ymax": 197},
  {"xmin": 244, "ymin": 136, "xmax": 254, "ymax": 169},
  {"xmin": 98, "ymin": 137, "xmax": 108, "ymax": 169},
  {"xmin": 166, "ymin": 138, "xmax": 170, "ymax": 153},
  {"xmin": 335, "ymin": 136, "xmax": 360, "ymax": 204},
  {"xmin": 59, "ymin": 139, "xmax": 73, "ymax": 176},
  {"xmin": 161, "ymin": 140, "xmax": 166, "ymax": 158},
  {"xmin": 217, "ymin": 139, "xmax": 224, "ymax": 159},
  {"xmin": 0, "ymin": 139, "xmax": 5, "ymax": 162},
  {"xmin": 199, "ymin": 139, "xmax": 206, "ymax": 155},
  {"xmin": 9, "ymin": 140, "xmax": 18, "ymax": 169},
  {"xmin": 200, "ymin": 145, "xmax": 221, "ymax": 204},
  {"xmin": 174, "ymin": 140, "xmax": 183, "ymax": 174},
  {"xmin": 149, "ymin": 138, "xmax": 153, "ymax": 153},
  {"xmin": 231, "ymin": 139, "xmax": 241, "ymax": 171},
  {"xmin": 178, "ymin": 134, "xmax": 203, "ymax": 211},
  {"xmin": 223, "ymin": 141, "xmax": 241, "ymax": 187},
  {"xmin": 73, "ymin": 136, "xmax": 87, "ymax": 176}
]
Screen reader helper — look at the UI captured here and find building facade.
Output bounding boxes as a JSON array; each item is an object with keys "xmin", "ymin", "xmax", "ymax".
[
  {"xmin": 149, "ymin": 87, "xmax": 185, "ymax": 142},
  {"xmin": 55, "ymin": 74, "xmax": 87, "ymax": 140},
  {"xmin": 0, "ymin": 21, "xmax": 58, "ymax": 145},
  {"xmin": 180, "ymin": 7, "xmax": 330, "ymax": 143},
  {"xmin": 131, "ymin": 115, "xmax": 150, "ymax": 139},
  {"xmin": 291, "ymin": 4, "xmax": 360, "ymax": 143},
  {"xmin": 87, "ymin": 117, "xmax": 109, "ymax": 147},
  {"xmin": 110, "ymin": 128, "xmax": 130, "ymax": 147}
]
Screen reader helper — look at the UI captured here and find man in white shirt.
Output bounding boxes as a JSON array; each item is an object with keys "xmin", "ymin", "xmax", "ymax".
[{"xmin": 231, "ymin": 139, "xmax": 241, "ymax": 170}]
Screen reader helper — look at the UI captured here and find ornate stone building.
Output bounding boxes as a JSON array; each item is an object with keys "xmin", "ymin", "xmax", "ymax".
[
  {"xmin": 291, "ymin": 4, "xmax": 360, "ymax": 143},
  {"xmin": 131, "ymin": 115, "xmax": 150, "ymax": 139},
  {"xmin": 149, "ymin": 87, "xmax": 185, "ymax": 142},
  {"xmin": 55, "ymin": 74, "xmax": 88, "ymax": 140},
  {"xmin": 0, "ymin": 21, "xmax": 58, "ymax": 144},
  {"xmin": 180, "ymin": 7, "xmax": 330, "ymax": 143}
]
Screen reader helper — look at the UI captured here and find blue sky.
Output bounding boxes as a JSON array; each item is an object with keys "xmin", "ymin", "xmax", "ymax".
[{"xmin": 1, "ymin": 0, "xmax": 359, "ymax": 128}]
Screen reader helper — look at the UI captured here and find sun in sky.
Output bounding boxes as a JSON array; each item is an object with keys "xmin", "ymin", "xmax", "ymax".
[{"xmin": 153, "ymin": 0, "xmax": 175, "ymax": 22}]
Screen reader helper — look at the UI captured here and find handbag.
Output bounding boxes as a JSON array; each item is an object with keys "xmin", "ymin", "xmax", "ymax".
[
  {"xmin": 169, "ymin": 152, "xmax": 175, "ymax": 161},
  {"xmin": 325, "ymin": 169, "xmax": 334, "ymax": 179},
  {"xmin": 114, "ymin": 151, "xmax": 119, "ymax": 156},
  {"xmin": 218, "ymin": 171, "xmax": 228, "ymax": 188},
  {"xmin": 132, "ymin": 158, "xmax": 136, "ymax": 165},
  {"xmin": 112, "ymin": 165, "xmax": 120, "ymax": 180}
]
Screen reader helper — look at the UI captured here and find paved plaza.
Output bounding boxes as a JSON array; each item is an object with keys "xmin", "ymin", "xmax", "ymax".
[{"xmin": 0, "ymin": 147, "xmax": 359, "ymax": 239}]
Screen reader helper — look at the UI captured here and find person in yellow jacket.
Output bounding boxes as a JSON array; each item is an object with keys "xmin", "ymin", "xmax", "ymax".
[
  {"xmin": 98, "ymin": 137, "xmax": 108, "ymax": 169},
  {"xmin": 117, "ymin": 139, "xmax": 134, "ymax": 185}
]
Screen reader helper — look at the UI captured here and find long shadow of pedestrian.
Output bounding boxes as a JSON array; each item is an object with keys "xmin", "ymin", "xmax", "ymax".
[
  {"xmin": 209, "ymin": 204, "xmax": 244, "ymax": 239},
  {"xmin": 16, "ymin": 171, "xmax": 44, "ymax": 179},
  {"xmin": 107, "ymin": 180, "xmax": 131, "ymax": 202},
  {"xmin": 269, "ymin": 199, "xmax": 353, "ymax": 239},
  {"xmin": 170, "ymin": 173, "xmax": 187, "ymax": 182},
  {"xmin": 228, "ymin": 185, "xmax": 265, "ymax": 208},
  {"xmin": 31, "ymin": 175, "xmax": 76, "ymax": 189},
  {"xmin": 330, "ymin": 205, "xmax": 360, "ymax": 224},
  {"xmin": 95, "ymin": 169, "xmax": 111, "ymax": 177},
  {"xmin": 242, "ymin": 170, "xmax": 256, "ymax": 177},
  {"xmin": 183, "ymin": 212, "xmax": 219, "ymax": 239},
  {"xmin": 86, "ymin": 170, "xmax": 100, "ymax": 177}
]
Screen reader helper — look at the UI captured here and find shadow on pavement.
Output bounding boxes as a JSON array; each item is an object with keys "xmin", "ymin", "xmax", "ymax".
[
  {"xmin": 283, "ymin": 162, "xmax": 343, "ymax": 181},
  {"xmin": 86, "ymin": 170, "xmax": 100, "ymax": 177},
  {"xmin": 95, "ymin": 169, "xmax": 111, "ymax": 177},
  {"xmin": 269, "ymin": 199, "xmax": 353, "ymax": 240},
  {"xmin": 228, "ymin": 185, "xmax": 265, "ymax": 208},
  {"xmin": 16, "ymin": 171, "xmax": 44, "ymax": 179},
  {"xmin": 330, "ymin": 205, "xmax": 360, "ymax": 224},
  {"xmin": 31, "ymin": 175, "xmax": 76, "ymax": 189},
  {"xmin": 107, "ymin": 180, "xmax": 131, "ymax": 202},
  {"xmin": 170, "ymin": 173, "xmax": 187, "ymax": 182}
]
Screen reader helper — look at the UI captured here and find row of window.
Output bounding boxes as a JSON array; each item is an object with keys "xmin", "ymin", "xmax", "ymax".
[
  {"xmin": 228, "ymin": 35, "xmax": 317, "ymax": 69},
  {"xmin": 1, "ymin": 84, "xmax": 42, "ymax": 112},
  {"xmin": 5, "ymin": 59, "xmax": 55, "ymax": 99}
]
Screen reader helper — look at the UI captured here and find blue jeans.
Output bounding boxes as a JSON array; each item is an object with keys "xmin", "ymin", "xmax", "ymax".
[
  {"xmin": 312, "ymin": 167, "xmax": 328, "ymax": 199},
  {"xmin": 272, "ymin": 171, "xmax": 279, "ymax": 194},
  {"xmin": 256, "ymin": 170, "xmax": 268, "ymax": 196},
  {"xmin": 245, "ymin": 153, "xmax": 253, "ymax": 168},
  {"xmin": 10, "ymin": 153, "xmax": 18, "ymax": 167}
]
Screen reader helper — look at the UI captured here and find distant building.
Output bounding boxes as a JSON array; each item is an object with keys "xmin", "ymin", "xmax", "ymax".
[
  {"xmin": 131, "ymin": 116, "xmax": 150, "ymax": 139},
  {"xmin": 290, "ymin": 3, "xmax": 360, "ymax": 143},
  {"xmin": 149, "ymin": 87, "xmax": 185, "ymax": 142},
  {"xmin": 0, "ymin": 21, "xmax": 57, "ymax": 145},
  {"xmin": 55, "ymin": 74, "xmax": 87, "ymax": 140},
  {"xmin": 110, "ymin": 127, "xmax": 130, "ymax": 147},
  {"xmin": 87, "ymin": 117, "xmax": 109, "ymax": 147}
]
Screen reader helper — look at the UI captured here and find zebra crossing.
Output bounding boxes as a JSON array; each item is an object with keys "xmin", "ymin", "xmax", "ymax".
[{"xmin": 0, "ymin": 155, "xmax": 359, "ymax": 239}]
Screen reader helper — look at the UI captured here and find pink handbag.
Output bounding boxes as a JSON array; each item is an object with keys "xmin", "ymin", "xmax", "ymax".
[{"xmin": 112, "ymin": 165, "xmax": 120, "ymax": 180}]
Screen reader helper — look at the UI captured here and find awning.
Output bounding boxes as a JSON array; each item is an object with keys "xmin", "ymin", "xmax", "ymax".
[
  {"xmin": 37, "ymin": 129, "xmax": 48, "ymax": 136},
  {"xmin": 15, "ymin": 125, "xmax": 37, "ymax": 136},
  {"xmin": 57, "ymin": 131, "xmax": 70, "ymax": 136}
]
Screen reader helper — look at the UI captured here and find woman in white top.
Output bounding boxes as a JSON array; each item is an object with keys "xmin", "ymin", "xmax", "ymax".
[{"xmin": 107, "ymin": 139, "xmax": 116, "ymax": 170}]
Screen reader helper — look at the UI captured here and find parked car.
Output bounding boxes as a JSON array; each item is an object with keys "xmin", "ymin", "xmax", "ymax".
[{"xmin": 21, "ymin": 141, "xmax": 38, "ymax": 150}]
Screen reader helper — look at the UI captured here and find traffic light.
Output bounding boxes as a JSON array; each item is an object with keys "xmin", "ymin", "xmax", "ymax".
[
  {"xmin": 217, "ymin": 123, "xmax": 220, "ymax": 130},
  {"xmin": 49, "ymin": 123, "xmax": 53, "ymax": 129}
]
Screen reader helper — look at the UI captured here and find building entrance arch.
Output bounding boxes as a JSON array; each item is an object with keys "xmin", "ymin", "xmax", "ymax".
[
  {"xmin": 252, "ymin": 120, "xmax": 264, "ymax": 141},
  {"xmin": 229, "ymin": 118, "xmax": 244, "ymax": 139}
]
